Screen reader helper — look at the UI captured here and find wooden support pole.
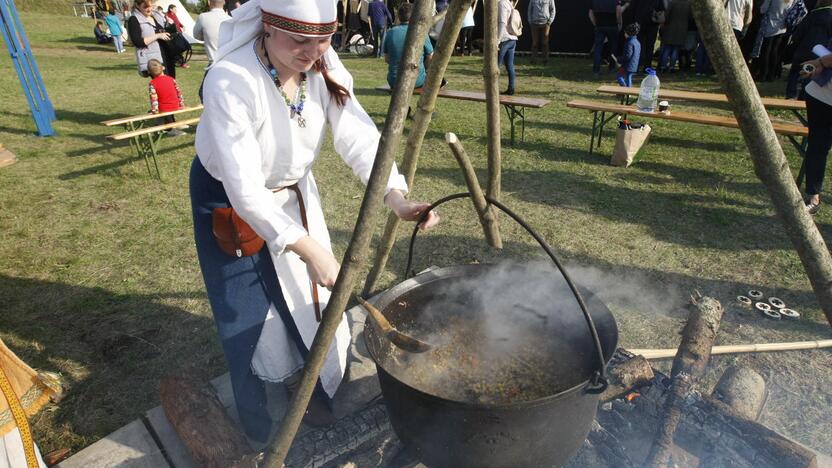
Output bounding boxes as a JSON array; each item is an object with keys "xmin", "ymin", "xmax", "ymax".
[
  {"xmin": 483, "ymin": 0, "xmax": 502, "ymax": 212},
  {"xmin": 446, "ymin": 132, "xmax": 502, "ymax": 246},
  {"xmin": 260, "ymin": 1, "xmax": 435, "ymax": 466},
  {"xmin": 629, "ymin": 339, "xmax": 832, "ymax": 359},
  {"xmin": 690, "ymin": 0, "xmax": 832, "ymax": 327},
  {"xmin": 363, "ymin": 0, "xmax": 474, "ymax": 295},
  {"xmin": 646, "ymin": 295, "xmax": 724, "ymax": 467}
]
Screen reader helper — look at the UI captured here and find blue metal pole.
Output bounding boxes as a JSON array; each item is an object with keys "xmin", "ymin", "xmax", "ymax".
[{"xmin": 0, "ymin": 0, "xmax": 56, "ymax": 136}]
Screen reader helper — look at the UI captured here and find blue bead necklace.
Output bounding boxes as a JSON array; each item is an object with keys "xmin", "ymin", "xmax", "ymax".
[{"xmin": 262, "ymin": 40, "xmax": 307, "ymax": 128}]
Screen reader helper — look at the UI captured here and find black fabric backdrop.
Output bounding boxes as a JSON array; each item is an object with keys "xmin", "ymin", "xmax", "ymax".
[{"xmin": 470, "ymin": 0, "xmax": 595, "ymax": 53}]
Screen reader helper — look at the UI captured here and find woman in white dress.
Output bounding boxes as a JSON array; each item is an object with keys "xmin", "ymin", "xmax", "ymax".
[{"xmin": 190, "ymin": 0, "xmax": 438, "ymax": 443}]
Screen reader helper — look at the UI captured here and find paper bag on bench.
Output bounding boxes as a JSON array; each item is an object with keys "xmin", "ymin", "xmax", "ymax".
[{"xmin": 611, "ymin": 123, "xmax": 651, "ymax": 167}]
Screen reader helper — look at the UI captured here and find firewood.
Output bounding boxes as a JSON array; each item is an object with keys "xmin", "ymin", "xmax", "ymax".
[
  {"xmin": 646, "ymin": 295, "xmax": 724, "ymax": 467},
  {"xmin": 159, "ymin": 375, "xmax": 258, "ymax": 468},
  {"xmin": 599, "ymin": 355, "xmax": 654, "ymax": 403}
]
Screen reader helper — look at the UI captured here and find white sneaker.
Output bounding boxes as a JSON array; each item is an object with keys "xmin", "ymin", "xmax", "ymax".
[
  {"xmin": 167, "ymin": 129, "xmax": 186, "ymax": 137},
  {"xmin": 176, "ymin": 124, "xmax": 190, "ymax": 130}
]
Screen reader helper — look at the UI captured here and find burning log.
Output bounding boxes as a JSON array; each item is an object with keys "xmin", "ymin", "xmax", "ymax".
[
  {"xmin": 645, "ymin": 295, "xmax": 724, "ymax": 467},
  {"xmin": 599, "ymin": 354, "xmax": 654, "ymax": 403},
  {"xmin": 159, "ymin": 375, "xmax": 259, "ymax": 468}
]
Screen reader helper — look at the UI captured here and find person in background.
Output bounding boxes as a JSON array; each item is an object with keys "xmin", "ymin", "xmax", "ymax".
[
  {"xmin": 384, "ymin": 3, "xmax": 433, "ymax": 88},
  {"xmin": 193, "ymin": 0, "xmax": 231, "ymax": 67},
  {"xmin": 590, "ymin": 0, "xmax": 623, "ymax": 76},
  {"xmin": 457, "ymin": 0, "xmax": 477, "ymax": 56},
  {"xmin": 657, "ymin": 0, "xmax": 690, "ymax": 72},
  {"xmin": 94, "ymin": 20, "xmax": 112, "ymax": 44},
  {"xmin": 435, "ymin": 0, "xmax": 449, "ymax": 13},
  {"xmin": 368, "ymin": 0, "xmax": 393, "ymax": 58},
  {"xmin": 799, "ymin": 42, "xmax": 832, "ymax": 213},
  {"xmin": 527, "ymin": 0, "xmax": 556, "ymax": 64},
  {"xmin": 618, "ymin": 22, "xmax": 641, "ymax": 86},
  {"xmin": 786, "ymin": 0, "xmax": 832, "ymax": 98},
  {"xmin": 104, "ymin": 9, "xmax": 126, "ymax": 53},
  {"xmin": 497, "ymin": 0, "xmax": 518, "ymax": 94},
  {"xmin": 122, "ymin": 1, "xmax": 132, "ymax": 21},
  {"xmin": 726, "ymin": 0, "xmax": 754, "ymax": 59},
  {"xmin": 166, "ymin": 4, "xmax": 184, "ymax": 32},
  {"xmin": 147, "ymin": 59, "xmax": 187, "ymax": 136},
  {"xmin": 755, "ymin": 0, "xmax": 793, "ymax": 81},
  {"xmin": 128, "ymin": 0, "xmax": 175, "ymax": 78}
]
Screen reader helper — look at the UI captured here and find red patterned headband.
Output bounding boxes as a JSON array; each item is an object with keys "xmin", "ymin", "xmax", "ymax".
[{"xmin": 262, "ymin": 11, "xmax": 337, "ymax": 36}]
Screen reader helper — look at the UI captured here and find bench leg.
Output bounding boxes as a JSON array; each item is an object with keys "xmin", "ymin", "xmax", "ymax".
[
  {"xmin": 503, "ymin": 104, "xmax": 518, "ymax": 146},
  {"xmin": 787, "ymin": 135, "xmax": 807, "ymax": 190},
  {"xmin": 589, "ymin": 110, "xmax": 599, "ymax": 154}
]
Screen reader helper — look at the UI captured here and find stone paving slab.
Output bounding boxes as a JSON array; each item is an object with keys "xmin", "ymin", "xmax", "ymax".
[
  {"xmin": 145, "ymin": 406, "xmax": 197, "ymax": 468},
  {"xmin": 55, "ymin": 419, "xmax": 170, "ymax": 468}
]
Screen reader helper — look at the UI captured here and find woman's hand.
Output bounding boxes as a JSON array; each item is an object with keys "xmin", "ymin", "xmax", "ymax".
[
  {"xmin": 288, "ymin": 236, "xmax": 341, "ymax": 290},
  {"xmin": 384, "ymin": 190, "xmax": 441, "ymax": 230},
  {"xmin": 156, "ymin": 32, "xmax": 171, "ymax": 41}
]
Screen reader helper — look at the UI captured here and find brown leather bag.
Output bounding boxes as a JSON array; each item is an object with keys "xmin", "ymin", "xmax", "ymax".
[{"xmin": 212, "ymin": 207, "xmax": 265, "ymax": 258}]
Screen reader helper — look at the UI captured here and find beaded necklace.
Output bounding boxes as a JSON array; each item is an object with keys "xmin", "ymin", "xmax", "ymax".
[{"xmin": 261, "ymin": 38, "xmax": 307, "ymax": 128}]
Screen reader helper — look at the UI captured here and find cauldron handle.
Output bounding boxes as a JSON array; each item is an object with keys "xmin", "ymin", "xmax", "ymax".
[{"xmin": 405, "ymin": 193, "xmax": 609, "ymax": 394}]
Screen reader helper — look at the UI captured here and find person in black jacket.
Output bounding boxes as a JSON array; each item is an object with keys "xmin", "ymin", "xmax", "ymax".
[{"xmin": 786, "ymin": 0, "xmax": 832, "ymax": 98}]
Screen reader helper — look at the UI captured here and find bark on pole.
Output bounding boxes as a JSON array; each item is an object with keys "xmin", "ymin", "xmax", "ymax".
[
  {"xmin": 261, "ymin": 2, "xmax": 435, "ymax": 466},
  {"xmin": 363, "ymin": 0, "xmax": 473, "ymax": 295},
  {"xmin": 690, "ymin": 0, "xmax": 832, "ymax": 326},
  {"xmin": 446, "ymin": 132, "xmax": 502, "ymax": 246},
  {"xmin": 483, "ymin": 0, "xmax": 502, "ymax": 212}
]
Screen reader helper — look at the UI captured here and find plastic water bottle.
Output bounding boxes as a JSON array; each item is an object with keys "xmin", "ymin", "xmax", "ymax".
[{"xmin": 636, "ymin": 68, "xmax": 660, "ymax": 112}]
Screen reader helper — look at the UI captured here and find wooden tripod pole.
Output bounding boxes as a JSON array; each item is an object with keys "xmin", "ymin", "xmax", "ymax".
[
  {"xmin": 630, "ymin": 339, "xmax": 832, "ymax": 359},
  {"xmin": 483, "ymin": 0, "xmax": 502, "ymax": 214},
  {"xmin": 363, "ymin": 0, "xmax": 476, "ymax": 295},
  {"xmin": 260, "ymin": 1, "xmax": 435, "ymax": 465},
  {"xmin": 690, "ymin": 0, "xmax": 832, "ymax": 327}
]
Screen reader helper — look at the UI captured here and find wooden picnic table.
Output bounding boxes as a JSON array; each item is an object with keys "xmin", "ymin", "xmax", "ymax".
[
  {"xmin": 375, "ymin": 85, "xmax": 550, "ymax": 145},
  {"xmin": 596, "ymin": 85, "xmax": 806, "ymax": 111}
]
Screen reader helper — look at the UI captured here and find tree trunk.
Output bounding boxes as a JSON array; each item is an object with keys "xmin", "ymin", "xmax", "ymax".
[
  {"xmin": 690, "ymin": 0, "xmax": 832, "ymax": 326},
  {"xmin": 483, "ymin": 0, "xmax": 502, "ymax": 238},
  {"xmin": 646, "ymin": 295, "xmax": 724, "ymax": 467},
  {"xmin": 363, "ymin": 0, "xmax": 473, "ymax": 295},
  {"xmin": 446, "ymin": 132, "xmax": 502, "ymax": 246},
  {"xmin": 261, "ymin": 2, "xmax": 436, "ymax": 466}
]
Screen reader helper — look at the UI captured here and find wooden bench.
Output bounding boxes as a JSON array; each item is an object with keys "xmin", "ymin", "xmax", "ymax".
[
  {"xmin": 566, "ymin": 99, "xmax": 808, "ymax": 163},
  {"xmin": 375, "ymin": 86, "xmax": 550, "ymax": 145},
  {"xmin": 102, "ymin": 105, "xmax": 203, "ymax": 179}
]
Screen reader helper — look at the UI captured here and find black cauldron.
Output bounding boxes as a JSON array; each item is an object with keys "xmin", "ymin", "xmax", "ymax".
[
  {"xmin": 364, "ymin": 264, "xmax": 618, "ymax": 468},
  {"xmin": 363, "ymin": 194, "xmax": 618, "ymax": 468}
]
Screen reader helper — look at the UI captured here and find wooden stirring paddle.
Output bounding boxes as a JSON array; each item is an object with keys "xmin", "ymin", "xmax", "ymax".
[{"xmin": 356, "ymin": 296, "xmax": 432, "ymax": 353}]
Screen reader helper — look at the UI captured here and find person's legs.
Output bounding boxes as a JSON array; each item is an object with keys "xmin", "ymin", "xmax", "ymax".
[
  {"xmin": 767, "ymin": 34, "xmax": 784, "ymax": 80},
  {"xmin": 658, "ymin": 44, "xmax": 671, "ymax": 71},
  {"xmin": 530, "ymin": 24, "xmax": 541, "ymax": 63},
  {"xmin": 592, "ymin": 28, "xmax": 606, "ymax": 73},
  {"xmin": 113, "ymin": 33, "xmax": 123, "ymax": 52},
  {"xmin": 639, "ymin": 23, "xmax": 659, "ymax": 70},
  {"xmin": 541, "ymin": 23, "xmax": 551, "ymax": 64},
  {"xmin": 786, "ymin": 64, "xmax": 801, "ymax": 98},
  {"xmin": 604, "ymin": 27, "xmax": 619, "ymax": 70},
  {"xmin": 504, "ymin": 40, "xmax": 516, "ymax": 92},
  {"xmin": 669, "ymin": 46, "xmax": 680, "ymax": 71},
  {"xmin": 757, "ymin": 36, "xmax": 773, "ymax": 80},
  {"xmin": 461, "ymin": 27, "xmax": 473, "ymax": 55},
  {"xmin": 805, "ymin": 94, "xmax": 832, "ymax": 204}
]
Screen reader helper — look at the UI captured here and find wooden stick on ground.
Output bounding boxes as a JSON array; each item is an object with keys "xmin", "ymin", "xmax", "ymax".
[
  {"xmin": 646, "ymin": 295, "xmax": 724, "ymax": 467},
  {"xmin": 690, "ymin": 0, "xmax": 832, "ymax": 327},
  {"xmin": 446, "ymin": 132, "xmax": 501, "ymax": 246},
  {"xmin": 630, "ymin": 339, "xmax": 832, "ymax": 360},
  {"xmin": 260, "ymin": 1, "xmax": 436, "ymax": 466},
  {"xmin": 363, "ymin": 0, "xmax": 474, "ymax": 295}
]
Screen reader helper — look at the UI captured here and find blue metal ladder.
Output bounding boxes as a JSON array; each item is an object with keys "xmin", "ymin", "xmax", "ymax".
[{"xmin": 0, "ymin": 0, "xmax": 56, "ymax": 137}]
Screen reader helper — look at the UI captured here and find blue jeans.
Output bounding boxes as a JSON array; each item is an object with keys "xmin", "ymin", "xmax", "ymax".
[
  {"xmin": 658, "ymin": 45, "xmax": 679, "ymax": 71},
  {"xmin": 113, "ymin": 34, "xmax": 123, "ymax": 52},
  {"xmin": 617, "ymin": 72, "xmax": 634, "ymax": 87},
  {"xmin": 498, "ymin": 40, "xmax": 517, "ymax": 91},
  {"xmin": 593, "ymin": 26, "xmax": 619, "ymax": 73},
  {"xmin": 695, "ymin": 38, "xmax": 712, "ymax": 74}
]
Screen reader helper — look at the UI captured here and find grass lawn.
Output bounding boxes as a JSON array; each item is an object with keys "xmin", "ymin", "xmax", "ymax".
[{"xmin": 1, "ymin": 9, "xmax": 831, "ymax": 456}]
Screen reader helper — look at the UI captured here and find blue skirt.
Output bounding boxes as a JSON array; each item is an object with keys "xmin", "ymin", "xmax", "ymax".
[{"xmin": 189, "ymin": 157, "xmax": 310, "ymax": 442}]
